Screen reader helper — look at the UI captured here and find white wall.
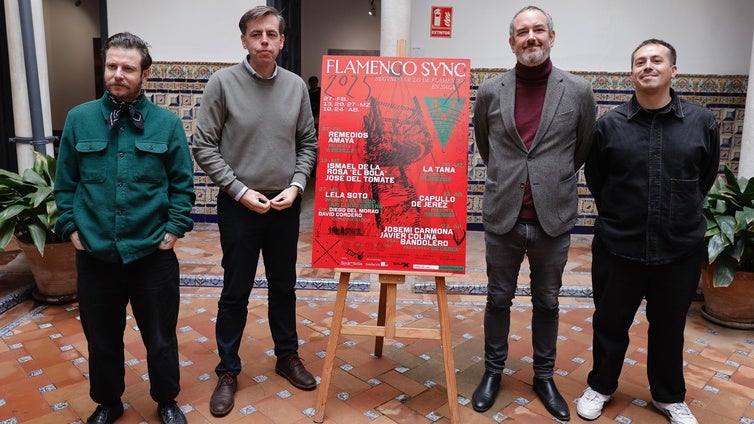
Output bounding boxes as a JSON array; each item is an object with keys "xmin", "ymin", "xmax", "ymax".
[
  {"xmin": 410, "ymin": 0, "xmax": 754, "ymax": 74},
  {"xmin": 106, "ymin": 0, "xmax": 382, "ymax": 82},
  {"xmin": 107, "ymin": 0, "xmax": 264, "ymax": 63},
  {"xmin": 105, "ymin": 0, "xmax": 754, "ymax": 75},
  {"xmin": 41, "ymin": 1, "xmax": 752, "ymax": 132}
]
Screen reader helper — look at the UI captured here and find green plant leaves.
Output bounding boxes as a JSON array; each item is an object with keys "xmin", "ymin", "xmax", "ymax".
[
  {"xmin": 716, "ymin": 215, "xmax": 736, "ymax": 245},
  {"xmin": 712, "ymin": 254, "xmax": 738, "ymax": 287},
  {"xmin": 707, "ymin": 233, "xmax": 723, "ymax": 264},
  {"xmin": 704, "ymin": 165, "xmax": 754, "ymax": 287},
  {"xmin": 0, "ymin": 152, "xmax": 61, "ymax": 255},
  {"xmin": 0, "ymin": 221, "xmax": 16, "ymax": 250}
]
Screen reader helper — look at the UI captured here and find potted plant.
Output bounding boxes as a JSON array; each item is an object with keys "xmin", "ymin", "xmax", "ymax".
[
  {"xmin": 0, "ymin": 151, "xmax": 77, "ymax": 303},
  {"xmin": 701, "ymin": 165, "xmax": 754, "ymax": 329}
]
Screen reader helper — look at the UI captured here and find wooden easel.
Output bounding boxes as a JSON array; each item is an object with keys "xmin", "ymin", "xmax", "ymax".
[
  {"xmin": 314, "ymin": 38, "xmax": 460, "ymax": 423},
  {"xmin": 313, "ymin": 269, "xmax": 460, "ymax": 423}
]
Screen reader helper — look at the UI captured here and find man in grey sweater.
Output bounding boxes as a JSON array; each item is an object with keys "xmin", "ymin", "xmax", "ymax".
[{"xmin": 192, "ymin": 5, "xmax": 318, "ymax": 418}]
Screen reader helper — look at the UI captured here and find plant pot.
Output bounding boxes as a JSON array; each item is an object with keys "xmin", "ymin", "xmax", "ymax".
[
  {"xmin": 17, "ymin": 240, "xmax": 78, "ymax": 304},
  {"xmin": 700, "ymin": 266, "xmax": 754, "ymax": 330}
]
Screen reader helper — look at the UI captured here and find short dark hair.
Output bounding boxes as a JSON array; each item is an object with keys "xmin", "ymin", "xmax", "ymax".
[
  {"xmin": 632, "ymin": 38, "xmax": 677, "ymax": 66},
  {"xmin": 102, "ymin": 32, "xmax": 152, "ymax": 71},
  {"xmin": 509, "ymin": 6, "xmax": 554, "ymax": 37},
  {"xmin": 239, "ymin": 6, "xmax": 285, "ymax": 35},
  {"xmin": 308, "ymin": 76, "xmax": 318, "ymax": 87}
]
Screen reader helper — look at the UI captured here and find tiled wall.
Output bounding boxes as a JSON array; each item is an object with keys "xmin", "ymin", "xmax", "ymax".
[{"xmin": 144, "ymin": 63, "xmax": 747, "ymax": 231}]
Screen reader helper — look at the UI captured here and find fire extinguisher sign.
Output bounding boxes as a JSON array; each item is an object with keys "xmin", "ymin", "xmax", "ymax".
[{"xmin": 430, "ymin": 6, "xmax": 453, "ymax": 38}]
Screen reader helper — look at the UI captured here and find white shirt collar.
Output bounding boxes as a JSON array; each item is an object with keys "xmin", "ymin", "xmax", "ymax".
[{"xmin": 243, "ymin": 56, "xmax": 277, "ymax": 80}]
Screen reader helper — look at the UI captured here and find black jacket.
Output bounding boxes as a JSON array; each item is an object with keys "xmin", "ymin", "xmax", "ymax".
[{"xmin": 585, "ymin": 90, "xmax": 720, "ymax": 265}]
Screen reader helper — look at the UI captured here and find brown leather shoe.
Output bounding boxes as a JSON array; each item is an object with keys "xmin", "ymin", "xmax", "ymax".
[
  {"xmin": 275, "ymin": 354, "xmax": 317, "ymax": 391},
  {"xmin": 209, "ymin": 373, "xmax": 237, "ymax": 417}
]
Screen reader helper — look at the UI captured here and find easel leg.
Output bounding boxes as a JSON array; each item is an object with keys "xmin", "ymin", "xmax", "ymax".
[
  {"xmin": 313, "ymin": 272, "xmax": 351, "ymax": 423},
  {"xmin": 374, "ymin": 283, "xmax": 388, "ymax": 357},
  {"xmin": 435, "ymin": 276, "xmax": 460, "ymax": 423}
]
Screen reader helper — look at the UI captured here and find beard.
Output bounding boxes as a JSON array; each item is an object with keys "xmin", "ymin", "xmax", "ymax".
[{"xmin": 516, "ymin": 43, "xmax": 551, "ymax": 67}]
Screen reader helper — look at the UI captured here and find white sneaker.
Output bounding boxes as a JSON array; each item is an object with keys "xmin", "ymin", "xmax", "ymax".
[
  {"xmin": 652, "ymin": 400, "xmax": 698, "ymax": 424},
  {"xmin": 576, "ymin": 387, "xmax": 611, "ymax": 420}
]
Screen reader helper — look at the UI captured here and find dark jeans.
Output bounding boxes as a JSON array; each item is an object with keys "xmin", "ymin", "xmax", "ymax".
[
  {"xmin": 483, "ymin": 220, "xmax": 570, "ymax": 378},
  {"xmin": 214, "ymin": 191, "xmax": 301, "ymax": 377},
  {"xmin": 587, "ymin": 237, "xmax": 703, "ymax": 403},
  {"xmin": 76, "ymin": 248, "xmax": 180, "ymax": 405}
]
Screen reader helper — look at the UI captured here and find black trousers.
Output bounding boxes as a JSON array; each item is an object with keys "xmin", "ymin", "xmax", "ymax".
[
  {"xmin": 76, "ymin": 248, "xmax": 180, "ymax": 405},
  {"xmin": 214, "ymin": 191, "xmax": 302, "ymax": 377},
  {"xmin": 587, "ymin": 237, "xmax": 703, "ymax": 403}
]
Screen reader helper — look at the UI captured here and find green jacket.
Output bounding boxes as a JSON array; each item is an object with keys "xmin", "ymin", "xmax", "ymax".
[{"xmin": 54, "ymin": 93, "xmax": 195, "ymax": 264}]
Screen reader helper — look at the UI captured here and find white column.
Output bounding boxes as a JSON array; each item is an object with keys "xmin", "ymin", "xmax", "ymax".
[
  {"xmin": 380, "ymin": 0, "xmax": 411, "ymax": 57},
  {"xmin": 4, "ymin": 0, "xmax": 54, "ymax": 173},
  {"xmin": 739, "ymin": 30, "xmax": 754, "ymax": 179}
]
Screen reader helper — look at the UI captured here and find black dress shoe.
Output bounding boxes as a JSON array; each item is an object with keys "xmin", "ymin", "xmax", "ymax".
[
  {"xmin": 86, "ymin": 403, "xmax": 124, "ymax": 424},
  {"xmin": 276, "ymin": 354, "xmax": 317, "ymax": 390},
  {"xmin": 533, "ymin": 377, "xmax": 570, "ymax": 421},
  {"xmin": 158, "ymin": 402, "xmax": 187, "ymax": 424},
  {"xmin": 471, "ymin": 371, "xmax": 501, "ymax": 412}
]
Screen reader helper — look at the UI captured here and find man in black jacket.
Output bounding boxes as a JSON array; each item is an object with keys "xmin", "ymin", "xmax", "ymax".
[{"xmin": 578, "ymin": 39, "xmax": 720, "ymax": 424}]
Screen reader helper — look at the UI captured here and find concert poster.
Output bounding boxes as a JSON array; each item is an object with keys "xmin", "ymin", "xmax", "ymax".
[{"xmin": 311, "ymin": 56, "xmax": 470, "ymax": 274}]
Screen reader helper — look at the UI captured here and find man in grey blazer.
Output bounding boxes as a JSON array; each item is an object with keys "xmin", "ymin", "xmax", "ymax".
[{"xmin": 471, "ymin": 6, "xmax": 595, "ymax": 421}]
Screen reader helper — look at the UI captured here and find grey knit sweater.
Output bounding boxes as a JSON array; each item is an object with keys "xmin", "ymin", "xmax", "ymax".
[{"xmin": 192, "ymin": 61, "xmax": 317, "ymax": 198}]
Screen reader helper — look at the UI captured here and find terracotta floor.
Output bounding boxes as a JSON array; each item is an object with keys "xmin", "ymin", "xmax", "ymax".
[{"xmin": 1, "ymin": 214, "xmax": 754, "ymax": 423}]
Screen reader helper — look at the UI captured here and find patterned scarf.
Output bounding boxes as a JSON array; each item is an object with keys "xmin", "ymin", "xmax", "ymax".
[{"xmin": 107, "ymin": 93, "xmax": 144, "ymax": 130}]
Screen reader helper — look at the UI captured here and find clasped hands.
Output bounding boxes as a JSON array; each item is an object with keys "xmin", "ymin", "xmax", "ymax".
[{"xmin": 240, "ymin": 186, "xmax": 299, "ymax": 214}]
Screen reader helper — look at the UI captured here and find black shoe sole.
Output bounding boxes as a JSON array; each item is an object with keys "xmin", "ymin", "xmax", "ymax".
[
  {"xmin": 548, "ymin": 413, "xmax": 570, "ymax": 422},
  {"xmin": 472, "ymin": 402, "xmax": 493, "ymax": 413}
]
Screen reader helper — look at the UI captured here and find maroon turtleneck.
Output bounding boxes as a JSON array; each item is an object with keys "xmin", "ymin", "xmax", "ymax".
[{"xmin": 514, "ymin": 58, "xmax": 552, "ymax": 220}]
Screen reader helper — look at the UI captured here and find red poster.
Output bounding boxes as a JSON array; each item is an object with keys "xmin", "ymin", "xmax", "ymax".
[
  {"xmin": 430, "ymin": 6, "xmax": 453, "ymax": 38},
  {"xmin": 312, "ymin": 56, "xmax": 470, "ymax": 274}
]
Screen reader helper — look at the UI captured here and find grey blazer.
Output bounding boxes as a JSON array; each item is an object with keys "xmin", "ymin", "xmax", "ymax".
[{"xmin": 473, "ymin": 66, "xmax": 596, "ymax": 237}]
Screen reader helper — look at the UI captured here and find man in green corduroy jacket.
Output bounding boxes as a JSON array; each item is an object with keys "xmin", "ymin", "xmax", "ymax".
[{"xmin": 54, "ymin": 32, "xmax": 195, "ymax": 424}]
